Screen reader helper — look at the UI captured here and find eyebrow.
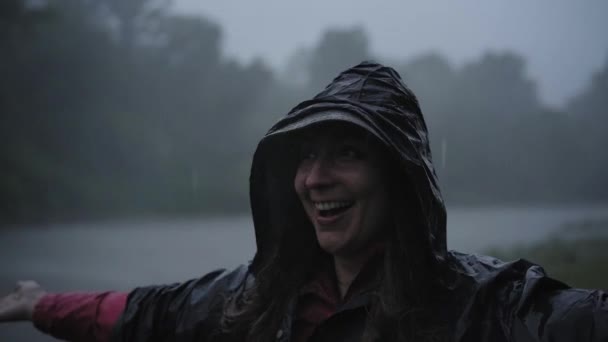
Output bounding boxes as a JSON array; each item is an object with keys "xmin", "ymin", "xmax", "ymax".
[
  {"xmin": 298, "ymin": 134, "xmax": 367, "ymax": 148},
  {"xmin": 288, "ymin": 123, "xmax": 374, "ymax": 151}
]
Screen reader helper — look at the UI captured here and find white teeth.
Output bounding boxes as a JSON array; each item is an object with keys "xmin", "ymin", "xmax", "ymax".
[{"xmin": 314, "ymin": 201, "xmax": 352, "ymax": 211}]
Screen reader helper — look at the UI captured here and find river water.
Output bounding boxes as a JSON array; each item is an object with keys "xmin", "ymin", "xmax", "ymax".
[{"xmin": 1, "ymin": 204, "xmax": 607, "ymax": 341}]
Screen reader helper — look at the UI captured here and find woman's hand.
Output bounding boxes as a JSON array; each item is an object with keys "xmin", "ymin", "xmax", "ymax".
[{"xmin": 0, "ymin": 281, "xmax": 46, "ymax": 322}]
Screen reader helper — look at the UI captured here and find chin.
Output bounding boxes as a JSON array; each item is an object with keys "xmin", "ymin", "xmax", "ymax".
[
  {"xmin": 320, "ymin": 245, "xmax": 341, "ymax": 256},
  {"xmin": 317, "ymin": 237, "xmax": 347, "ymax": 256},
  {"xmin": 318, "ymin": 237, "xmax": 359, "ymax": 257}
]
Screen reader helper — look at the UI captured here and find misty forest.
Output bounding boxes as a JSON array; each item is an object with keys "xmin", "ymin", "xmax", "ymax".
[{"xmin": 1, "ymin": 0, "xmax": 607, "ymax": 224}]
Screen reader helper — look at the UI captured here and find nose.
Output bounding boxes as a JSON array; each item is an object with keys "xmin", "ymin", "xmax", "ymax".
[{"xmin": 304, "ymin": 156, "xmax": 334, "ymax": 190}]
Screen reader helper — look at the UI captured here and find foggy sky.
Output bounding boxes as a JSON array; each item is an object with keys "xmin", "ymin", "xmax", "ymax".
[{"xmin": 173, "ymin": 0, "xmax": 608, "ymax": 108}]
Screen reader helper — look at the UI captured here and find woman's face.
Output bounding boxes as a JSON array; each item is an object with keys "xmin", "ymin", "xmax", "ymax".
[{"xmin": 293, "ymin": 124, "xmax": 390, "ymax": 257}]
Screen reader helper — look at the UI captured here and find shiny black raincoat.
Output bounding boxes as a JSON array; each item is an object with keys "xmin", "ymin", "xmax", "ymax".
[{"xmin": 113, "ymin": 62, "xmax": 608, "ymax": 341}]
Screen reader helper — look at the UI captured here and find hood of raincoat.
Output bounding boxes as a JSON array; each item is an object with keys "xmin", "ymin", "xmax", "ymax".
[{"xmin": 249, "ymin": 61, "xmax": 446, "ymax": 269}]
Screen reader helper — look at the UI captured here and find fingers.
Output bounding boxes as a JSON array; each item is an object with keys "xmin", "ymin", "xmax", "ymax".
[
  {"xmin": 0, "ymin": 281, "xmax": 45, "ymax": 323},
  {"xmin": 0, "ymin": 289, "xmax": 23, "ymax": 322},
  {"xmin": 16, "ymin": 280, "xmax": 40, "ymax": 290}
]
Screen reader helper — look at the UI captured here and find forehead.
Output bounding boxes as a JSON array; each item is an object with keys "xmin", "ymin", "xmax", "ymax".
[{"xmin": 293, "ymin": 122, "xmax": 370, "ymax": 144}]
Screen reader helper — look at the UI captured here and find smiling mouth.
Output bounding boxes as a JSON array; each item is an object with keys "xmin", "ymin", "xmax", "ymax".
[{"xmin": 314, "ymin": 201, "xmax": 354, "ymax": 218}]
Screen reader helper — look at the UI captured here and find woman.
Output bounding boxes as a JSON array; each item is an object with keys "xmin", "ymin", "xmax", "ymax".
[{"xmin": 1, "ymin": 62, "xmax": 606, "ymax": 341}]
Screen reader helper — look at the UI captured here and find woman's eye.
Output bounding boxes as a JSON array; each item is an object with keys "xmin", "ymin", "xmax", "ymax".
[
  {"xmin": 338, "ymin": 146, "xmax": 363, "ymax": 160},
  {"xmin": 298, "ymin": 147, "xmax": 317, "ymax": 161},
  {"xmin": 303, "ymin": 151, "xmax": 316, "ymax": 160}
]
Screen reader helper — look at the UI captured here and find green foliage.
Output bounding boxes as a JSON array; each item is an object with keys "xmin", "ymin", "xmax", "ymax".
[
  {"xmin": 486, "ymin": 220, "xmax": 608, "ymax": 290},
  {"xmin": 1, "ymin": 0, "xmax": 607, "ymax": 223}
]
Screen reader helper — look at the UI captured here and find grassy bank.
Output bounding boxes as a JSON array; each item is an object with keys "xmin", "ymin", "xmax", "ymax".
[{"xmin": 486, "ymin": 218, "xmax": 608, "ymax": 290}]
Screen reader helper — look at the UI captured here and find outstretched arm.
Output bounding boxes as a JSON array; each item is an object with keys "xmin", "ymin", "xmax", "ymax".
[
  {"xmin": 1, "ymin": 265, "xmax": 251, "ymax": 341},
  {"xmin": 514, "ymin": 286, "xmax": 608, "ymax": 341},
  {"xmin": 0, "ymin": 281, "xmax": 127, "ymax": 342}
]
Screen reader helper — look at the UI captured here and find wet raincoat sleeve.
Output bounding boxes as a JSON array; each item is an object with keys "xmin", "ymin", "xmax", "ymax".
[
  {"xmin": 510, "ymin": 271, "xmax": 608, "ymax": 342},
  {"xmin": 111, "ymin": 265, "xmax": 249, "ymax": 342}
]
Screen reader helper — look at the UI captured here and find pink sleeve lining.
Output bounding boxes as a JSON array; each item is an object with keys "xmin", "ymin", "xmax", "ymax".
[{"xmin": 33, "ymin": 291, "xmax": 128, "ymax": 342}]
